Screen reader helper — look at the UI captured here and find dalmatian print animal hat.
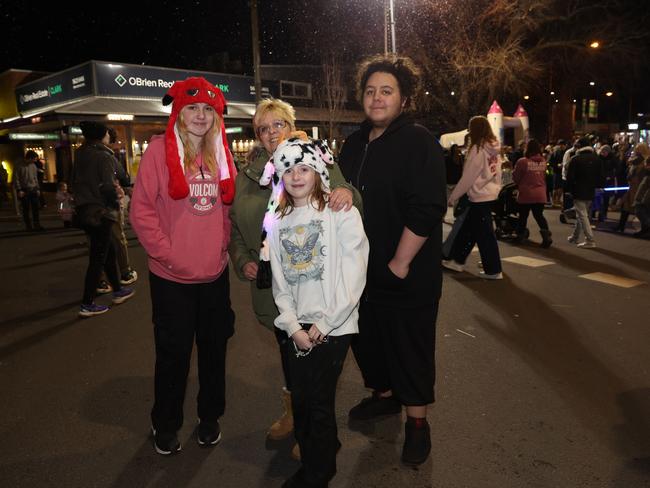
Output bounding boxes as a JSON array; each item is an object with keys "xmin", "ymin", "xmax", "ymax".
[{"xmin": 258, "ymin": 135, "xmax": 335, "ymax": 261}]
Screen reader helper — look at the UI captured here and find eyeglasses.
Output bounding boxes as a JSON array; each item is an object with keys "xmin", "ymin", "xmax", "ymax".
[
  {"xmin": 186, "ymin": 88, "xmax": 216, "ymax": 98},
  {"xmin": 256, "ymin": 120, "xmax": 288, "ymax": 137}
]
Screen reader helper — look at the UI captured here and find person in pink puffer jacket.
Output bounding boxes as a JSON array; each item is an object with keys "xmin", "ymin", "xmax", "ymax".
[{"xmin": 445, "ymin": 116, "xmax": 504, "ymax": 279}]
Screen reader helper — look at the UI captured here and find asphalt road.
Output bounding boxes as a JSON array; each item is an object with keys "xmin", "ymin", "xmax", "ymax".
[{"xmin": 0, "ymin": 205, "xmax": 649, "ymax": 488}]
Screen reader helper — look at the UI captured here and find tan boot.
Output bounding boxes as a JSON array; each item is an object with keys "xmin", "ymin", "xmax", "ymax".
[
  {"xmin": 267, "ymin": 388, "xmax": 294, "ymax": 440},
  {"xmin": 290, "ymin": 442, "xmax": 301, "ymax": 461}
]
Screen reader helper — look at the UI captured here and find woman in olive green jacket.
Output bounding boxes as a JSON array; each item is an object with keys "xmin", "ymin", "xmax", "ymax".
[{"xmin": 229, "ymin": 98, "xmax": 361, "ymax": 458}]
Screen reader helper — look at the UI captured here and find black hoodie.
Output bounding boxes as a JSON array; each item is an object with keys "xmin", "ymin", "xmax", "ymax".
[{"xmin": 338, "ymin": 113, "xmax": 446, "ymax": 307}]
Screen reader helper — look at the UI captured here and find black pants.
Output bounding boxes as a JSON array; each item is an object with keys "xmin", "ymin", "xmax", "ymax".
[
  {"xmin": 517, "ymin": 203, "xmax": 549, "ymax": 234},
  {"xmin": 150, "ymin": 269, "xmax": 235, "ymax": 433},
  {"xmin": 82, "ymin": 218, "xmax": 121, "ymax": 305},
  {"xmin": 451, "ymin": 201, "xmax": 502, "ymax": 275},
  {"xmin": 274, "ymin": 327, "xmax": 292, "ymax": 391},
  {"xmin": 352, "ymin": 300, "xmax": 437, "ymax": 406},
  {"xmin": 19, "ymin": 191, "xmax": 40, "ymax": 228},
  {"xmin": 290, "ymin": 334, "xmax": 350, "ymax": 485}
]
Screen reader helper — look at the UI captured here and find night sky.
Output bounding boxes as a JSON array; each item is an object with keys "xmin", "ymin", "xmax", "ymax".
[{"xmin": 0, "ymin": 1, "xmax": 388, "ymax": 74}]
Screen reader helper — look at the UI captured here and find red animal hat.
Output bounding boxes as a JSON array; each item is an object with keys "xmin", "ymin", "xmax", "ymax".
[{"xmin": 162, "ymin": 77, "xmax": 236, "ymax": 204}]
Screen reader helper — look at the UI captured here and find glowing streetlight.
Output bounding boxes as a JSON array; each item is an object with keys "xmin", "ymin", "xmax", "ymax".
[
  {"xmin": 524, "ymin": 95, "xmax": 530, "ymax": 100},
  {"xmin": 450, "ymin": 91, "xmax": 455, "ymax": 96},
  {"xmin": 550, "ymin": 91, "xmax": 555, "ymax": 95},
  {"xmin": 589, "ymin": 41, "xmax": 600, "ymax": 49},
  {"xmin": 589, "ymin": 81, "xmax": 596, "ymax": 86},
  {"xmin": 605, "ymin": 91, "xmax": 613, "ymax": 97}
]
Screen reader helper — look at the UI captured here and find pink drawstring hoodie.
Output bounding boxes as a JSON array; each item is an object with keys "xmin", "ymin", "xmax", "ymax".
[
  {"xmin": 130, "ymin": 135, "xmax": 231, "ymax": 284},
  {"xmin": 449, "ymin": 140, "xmax": 502, "ymax": 203}
]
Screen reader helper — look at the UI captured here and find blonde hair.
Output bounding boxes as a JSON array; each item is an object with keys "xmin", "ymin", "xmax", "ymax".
[
  {"xmin": 633, "ymin": 142, "xmax": 650, "ymax": 160},
  {"xmin": 177, "ymin": 112, "xmax": 221, "ymax": 176},
  {"xmin": 468, "ymin": 115, "xmax": 497, "ymax": 152},
  {"xmin": 253, "ymin": 98, "xmax": 296, "ymax": 134},
  {"xmin": 277, "ymin": 169, "xmax": 327, "ymax": 217}
]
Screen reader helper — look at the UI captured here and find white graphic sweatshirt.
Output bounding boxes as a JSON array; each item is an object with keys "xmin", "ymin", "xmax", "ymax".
[{"xmin": 268, "ymin": 203, "xmax": 369, "ymax": 338}]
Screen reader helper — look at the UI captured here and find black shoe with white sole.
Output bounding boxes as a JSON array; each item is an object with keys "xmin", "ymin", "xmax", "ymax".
[
  {"xmin": 151, "ymin": 427, "xmax": 181, "ymax": 455},
  {"xmin": 197, "ymin": 420, "xmax": 221, "ymax": 447}
]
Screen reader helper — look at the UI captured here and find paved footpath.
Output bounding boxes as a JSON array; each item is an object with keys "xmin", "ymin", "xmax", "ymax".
[{"xmin": 1, "ymin": 200, "xmax": 649, "ymax": 488}]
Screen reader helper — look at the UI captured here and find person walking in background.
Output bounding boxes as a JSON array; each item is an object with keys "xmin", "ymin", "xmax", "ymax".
[
  {"xmin": 130, "ymin": 77, "xmax": 237, "ymax": 456},
  {"xmin": 614, "ymin": 142, "xmax": 648, "ymax": 233},
  {"xmin": 566, "ymin": 137, "xmax": 605, "ymax": 248},
  {"xmin": 107, "ymin": 127, "xmax": 137, "ymax": 285},
  {"xmin": 34, "ymin": 155, "xmax": 47, "ymax": 209},
  {"xmin": 14, "ymin": 150, "xmax": 44, "ymax": 231},
  {"xmin": 632, "ymin": 158, "xmax": 650, "ymax": 238},
  {"xmin": 445, "ymin": 115, "xmax": 503, "ymax": 279},
  {"xmin": 228, "ymin": 98, "xmax": 358, "ymax": 461},
  {"xmin": 339, "ymin": 54, "xmax": 446, "ymax": 466},
  {"xmin": 72, "ymin": 121, "xmax": 135, "ymax": 317},
  {"xmin": 265, "ymin": 136, "xmax": 369, "ymax": 488},
  {"xmin": 55, "ymin": 181, "xmax": 74, "ymax": 228},
  {"xmin": 512, "ymin": 139, "xmax": 553, "ymax": 248},
  {"xmin": 549, "ymin": 139, "xmax": 567, "ymax": 207},
  {"xmin": 560, "ymin": 138, "xmax": 579, "ymax": 224}
]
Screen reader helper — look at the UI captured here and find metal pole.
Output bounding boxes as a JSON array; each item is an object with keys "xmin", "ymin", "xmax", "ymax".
[
  {"xmin": 384, "ymin": 0, "xmax": 388, "ymax": 55},
  {"xmin": 250, "ymin": 0, "xmax": 262, "ymax": 103},
  {"xmin": 389, "ymin": 0, "xmax": 396, "ymax": 54}
]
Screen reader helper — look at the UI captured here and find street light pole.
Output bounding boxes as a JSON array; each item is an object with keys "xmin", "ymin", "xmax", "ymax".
[
  {"xmin": 384, "ymin": 0, "xmax": 396, "ymax": 54},
  {"xmin": 250, "ymin": 0, "xmax": 262, "ymax": 103}
]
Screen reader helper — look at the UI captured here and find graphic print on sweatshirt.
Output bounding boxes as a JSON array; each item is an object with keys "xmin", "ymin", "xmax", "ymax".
[
  {"xmin": 279, "ymin": 219, "xmax": 325, "ymax": 285},
  {"xmin": 187, "ymin": 170, "xmax": 219, "ymax": 216}
]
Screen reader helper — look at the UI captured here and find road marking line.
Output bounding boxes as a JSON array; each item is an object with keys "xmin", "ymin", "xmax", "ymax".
[
  {"xmin": 502, "ymin": 256, "xmax": 555, "ymax": 267},
  {"xmin": 456, "ymin": 329, "xmax": 476, "ymax": 338},
  {"xmin": 578, "ymin": 272, "xmax": 645, "ymax": 288}
]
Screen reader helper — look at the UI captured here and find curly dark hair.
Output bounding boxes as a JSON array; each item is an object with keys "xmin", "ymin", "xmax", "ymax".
[{"xmin": 355, "ymin": 54, "xmax": 422, "ymax": 111}]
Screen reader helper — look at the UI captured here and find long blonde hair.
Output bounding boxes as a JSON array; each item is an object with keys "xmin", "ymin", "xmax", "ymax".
[
  {"xmin": 177, "ymin": 113, "xmax": 221, "ymax": 176},
  {"xmin": 468, "ymin": 115, "xmax": 497, "ymax": 152}
]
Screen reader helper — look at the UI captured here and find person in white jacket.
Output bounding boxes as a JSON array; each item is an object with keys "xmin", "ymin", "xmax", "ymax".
[
  {"xmin": 265, "ymin": 135, "xmax": 369, "ymax": 487},
  {"xmin": 444, "ymin": 116, "xmax": 504, "ymax": 279}
]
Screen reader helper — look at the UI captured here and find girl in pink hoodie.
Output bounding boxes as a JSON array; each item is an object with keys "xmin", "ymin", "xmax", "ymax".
[
  {"xmin": 445, "ymin": 116, "xmax": 503, "ymax": 279},
  {"xmin": 130, "ymin": 77, "xmax": 236, "ymax": 456}
]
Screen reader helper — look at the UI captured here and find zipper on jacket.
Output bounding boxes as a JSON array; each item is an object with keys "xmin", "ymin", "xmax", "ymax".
[{"xmin": 355, "ymin": 143, "xmax": 369, "ymax": 191}]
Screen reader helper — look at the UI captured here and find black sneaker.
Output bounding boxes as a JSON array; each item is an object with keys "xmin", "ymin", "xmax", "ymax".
[
  {"xmin": 282, "ymin": 468, "xmax": 327, "ymax": 488},
  {"xmin": 151, "ymin": 427, "xmax": 181, "ymax": 455},
  {"xmin": 401, "ymin": 418, "xmax": 431, "ymax": 466},
  {"xmin": 197, "ymin": 420, "xmax": 222, "ymax": 447},
  {"xmin": 348, "ymin": 392, "xmax": 402, "ymax": 420}
]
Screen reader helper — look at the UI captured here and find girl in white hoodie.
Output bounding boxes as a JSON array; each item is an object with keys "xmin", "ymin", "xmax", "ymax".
[
  {"xmin": 265, "ymin": 136, "xmax": 369, "ymax": 487},
  {"xmin": 445, "ymin": 116, "xmax": 504, "ymax": 279}
]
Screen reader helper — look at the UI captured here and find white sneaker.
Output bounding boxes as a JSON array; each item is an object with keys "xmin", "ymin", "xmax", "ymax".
[
  {"xmin": 442, "ymin": 259, "xmax": 464, "ymax": 272},
  {"xmin": 577, "ymin": 241, "xmax": 596, "ymax": 248},
  {"xmin": 567, "ymin": 235, "xmax": 578, "ymax": 244},
  {"xmin": 479, "ymin": 271, "xmax": 503, "ymax": 280}
]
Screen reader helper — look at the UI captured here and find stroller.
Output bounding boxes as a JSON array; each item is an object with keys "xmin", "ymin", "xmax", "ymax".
[{"xmin": 493, "ymin": 182, "xmax": 524, "ymax": 241}]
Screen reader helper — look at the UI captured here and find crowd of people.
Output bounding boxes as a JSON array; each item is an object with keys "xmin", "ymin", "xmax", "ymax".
[{"xmin": 7, "ymin": 51, "xmax": 650, "ymax": 488}]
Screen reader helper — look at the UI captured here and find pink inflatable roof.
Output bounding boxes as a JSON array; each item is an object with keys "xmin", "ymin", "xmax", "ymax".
[
  {"xmin": 488, "ymin": 100, "xmax": 503, "ymax": 114},
  {"xmin": 514, "ymin": 104, "xmax": 528, "ymax": 117}
]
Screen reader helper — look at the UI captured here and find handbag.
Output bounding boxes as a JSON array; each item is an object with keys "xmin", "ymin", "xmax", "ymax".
[
  {"xmin": 256, "ymin": 259, "xmax": 272, "ymax": 289},
  {"xmin": 74, "ymin": 204, "xmax": 107, "ymax": 229}
]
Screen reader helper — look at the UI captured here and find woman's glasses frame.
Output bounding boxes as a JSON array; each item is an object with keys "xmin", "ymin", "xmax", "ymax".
[{"xmin": 256, "ymin": 119, "xmax": 288, "ymax": 137}]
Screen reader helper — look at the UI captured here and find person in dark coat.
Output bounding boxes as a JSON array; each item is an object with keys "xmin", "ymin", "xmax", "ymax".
[
  {"xmin": 338, "ymin": 54, "xmax": 446, "ymax": 467},
  {"xmin": 566, "ymin": 137, "xmax": 605, "ymax": 248},
  {"xmin": 14, "ymin": 150, "xmax": 43, "ymax": 231}
]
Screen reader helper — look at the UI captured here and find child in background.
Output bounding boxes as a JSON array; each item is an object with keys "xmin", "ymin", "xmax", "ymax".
[
  {"xmin": 263, "ymin": 136, "xmax": 369, "ymax": 488},
  {"xmin": 56, "ymin": 182, "xmax": 74, "ymax": 228}
]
